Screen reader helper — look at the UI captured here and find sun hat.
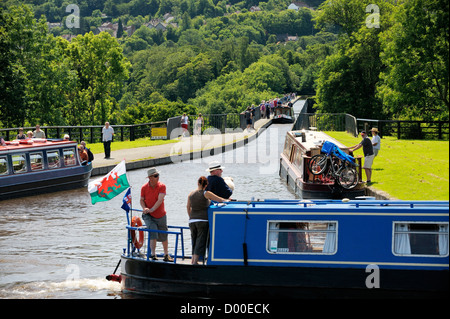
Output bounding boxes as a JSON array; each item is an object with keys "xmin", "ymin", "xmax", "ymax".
[
  {"xmin": 206, "ymin": 161, "xmax": 225, "ymax": 172},
  {"xmin": 147, "ymin": 167, "xmax": 160, "ymax": 177},
  {"xmin": 371, "ymin": 127, "xmax": 379, "ymax": 133}
]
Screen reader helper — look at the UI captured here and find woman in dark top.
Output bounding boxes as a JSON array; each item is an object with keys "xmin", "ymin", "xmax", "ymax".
[
  {"xmin": 16, "ymin": 128, "xmax": 26, "ymax": 139},
  {"xmin": 187, "ymin": 176, "xmax": 229, "ymax": 264}
]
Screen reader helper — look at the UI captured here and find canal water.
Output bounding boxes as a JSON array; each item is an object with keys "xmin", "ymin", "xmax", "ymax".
[{"xmin": 0, "ymin": 123, "xmax": 298, "ymax": 299}]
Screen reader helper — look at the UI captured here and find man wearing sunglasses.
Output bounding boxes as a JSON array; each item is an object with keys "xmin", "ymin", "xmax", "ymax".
[{"xmin": 140, "ymin": 167, "xmax": 173, "ymax": 262}]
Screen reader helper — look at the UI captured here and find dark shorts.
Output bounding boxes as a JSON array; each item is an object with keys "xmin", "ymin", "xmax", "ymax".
[
  {"xmin": 142, "ymin": 214, "xmax": 168, "ymax": 242},
  {"xmin": 189, "ymin": 221, "xmax": 209, "ymax": 256}
]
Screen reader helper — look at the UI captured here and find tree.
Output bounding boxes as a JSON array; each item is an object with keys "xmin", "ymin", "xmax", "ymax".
[
  {"xmin": 314, "ymin": 0, "xmax": 367, "ymax": 37},
  {"xmin": 0, "ymin": 6, "xmax": 27, "ymax": 128},
  {"xmin": 0, "ymin": 5, "xmax": 71, "ymax": 127},
  {"xmin": 377, "ymin": 0, "xmax": 449, "ymax": 120},
  {"xmin": 65, "ymin": 32, "xmax": 131, "ymax": 125},
  {"xmin": 314, "ymin": 0, "xmax": 393, "ymax": 119}
]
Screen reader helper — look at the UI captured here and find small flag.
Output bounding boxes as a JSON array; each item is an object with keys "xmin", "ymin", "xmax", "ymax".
[
  {"xmin": 88, "ymin": 160, "xmax": 130, "ymax": 204},
  {"xmin": 121, "ymin": 188, "xmax": 132, "ymax": 212}
]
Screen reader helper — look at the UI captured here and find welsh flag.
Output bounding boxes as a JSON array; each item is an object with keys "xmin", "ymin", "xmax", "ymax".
[{"xmin": 88, "ymin": 160, "xmax": 130, "ymax": 204}]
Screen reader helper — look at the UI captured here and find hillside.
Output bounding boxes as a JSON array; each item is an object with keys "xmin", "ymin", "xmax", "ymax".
[{"xmin": 1, "ymin": 0, "xmax": 448, "ymax": 129}]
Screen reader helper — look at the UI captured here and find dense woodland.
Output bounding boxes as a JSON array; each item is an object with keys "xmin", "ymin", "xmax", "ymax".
[{"xmin": 0, "ymin": 0, "xmax": 448, "ymax": 129}]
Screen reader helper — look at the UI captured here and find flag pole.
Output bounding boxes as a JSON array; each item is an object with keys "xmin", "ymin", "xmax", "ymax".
[{"xmin": 129, "ymin": 186, "xmax": 133, "ymax": 226}]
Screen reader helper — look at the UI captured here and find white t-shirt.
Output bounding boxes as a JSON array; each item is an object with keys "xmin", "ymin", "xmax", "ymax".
[
  {"xmin": 372, "ymin": 135, "xmax": 381, "ymax": 150},
  {"xmin": 102, "ymin": 126, "xmax": 114, "ymax": 142}
]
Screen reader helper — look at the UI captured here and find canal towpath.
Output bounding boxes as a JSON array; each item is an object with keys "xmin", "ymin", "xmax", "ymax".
[{"xmin": 91, "ymin": 118, "xmax": 272, "ymax": 177}]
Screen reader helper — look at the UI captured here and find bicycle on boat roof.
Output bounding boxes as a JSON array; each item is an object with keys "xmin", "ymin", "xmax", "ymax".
[{"xmin": 308, "ymin": 141, "xmax": 359, "ymax": 190}]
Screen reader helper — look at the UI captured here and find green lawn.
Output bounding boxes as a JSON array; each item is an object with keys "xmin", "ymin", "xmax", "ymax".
[
  {"xmin": 325, "ymin": 132, "xmax": 449, "ymax": 200},
  {"xmin": 86, "ymin": 138, "xmax": 177, "ymax": 155}
]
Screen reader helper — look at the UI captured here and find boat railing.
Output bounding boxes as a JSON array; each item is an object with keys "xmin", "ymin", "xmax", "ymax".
[
  {"xmin": 125, "ymin": 210, "xmax": 189, "ymax": 264},
  {"xmin": 215, "ymin": 199, "xmax": 449, "ymax": 209}
]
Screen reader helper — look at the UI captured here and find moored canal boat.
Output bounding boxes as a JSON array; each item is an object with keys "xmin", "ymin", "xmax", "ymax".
[
  {"xmin": 280, "ymin": 129, "xmax": 365, "ymax": 199},
  {"xmin": 115, "ymin": 200, "xmax": 449, "ymax": 299},
  {"xmin": 0, "ymin": 139, "xmax": 92, "ymax": 200}
]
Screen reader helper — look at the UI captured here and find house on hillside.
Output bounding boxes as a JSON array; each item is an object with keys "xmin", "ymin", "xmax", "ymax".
[
  {"xmin": 288, "ymin": 1, "xmax": 312, "ymax": 10},
  {"xmin": 97, "ymin": 22, "xmax": 118, "ymax": 36},
  {"xmin": 47, "ymin": 22, "xmax": 62, "ymax": 31},
  {"xmin": 145, "ymin": 19, "xmax": 178, "ymax": 31},
  {"xmin": 276, "ymin": 33, "xmax": 299, "ymax": 43},
  {"xmin": 95, "ymin": 22, "xmax": 135, "ymax": 37}
]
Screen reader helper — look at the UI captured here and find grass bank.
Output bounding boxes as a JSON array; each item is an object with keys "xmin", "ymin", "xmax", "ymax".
[
  {"xmin": 326, "ymin": 132, "xmax": 449, "ymax": 201},
  {"xmin": 87, "ymin": 138, "xmax": 177, "ymax": 155}
]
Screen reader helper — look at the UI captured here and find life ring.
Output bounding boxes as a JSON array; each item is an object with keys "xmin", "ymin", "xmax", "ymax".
[
  {"xmin": 130, "ymin": 216, "xmax": 144, "ymax": 249},
  {"xmin": 19, "ymin": 139, "xmax": 33, "ymax": 145}
]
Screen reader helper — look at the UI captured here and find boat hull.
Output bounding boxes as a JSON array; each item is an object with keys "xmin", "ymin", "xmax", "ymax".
[
  {"xmin": 279, "ymin": 160, "xmax": 365, "ymax": 199},
  {"xmin": 0, "ymin": 163, "xmax": 92, "ymax": 200},
  {"xmin": 121, "ymin": 256, "xmax": 448, "ymax": 299},
  {"xmin": 272, "ymin": 116, "xmax": 294, "ymax": 124}
]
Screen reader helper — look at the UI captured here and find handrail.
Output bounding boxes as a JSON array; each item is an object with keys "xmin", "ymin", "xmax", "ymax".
[
  {"xmin": 215, "ymin": 199, "xmax": 449, "ymax": 208},
  {"xmin": 126, "ymin": 224, "xmax": 188, "ymax": 263}
]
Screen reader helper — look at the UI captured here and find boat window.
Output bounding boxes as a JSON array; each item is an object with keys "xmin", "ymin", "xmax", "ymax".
[
  {"xmin": 393, "ymin": 222, "xmax": 449, "ymax": 257},
  {"xmin": 267, "ymin": 221, "xmax": 337, "ymax": 254},
  {"xmin": 283, "ymin": 138, "xmax": 292, "ymax": 157},
  {"xmin": 47, "ymin": 150, "xmax": 60, "ymax": 169},
  {"xmin": 30, "ymin": 152, "xmax": 44, "ymax": 171},
  {"xmin": 63, "ymin": 148, "xmax": 76, "ymax": 166},
  {"xmin": 293, "ymin": 146, "xmax": 302, "ymax": 168},
  {"xmin": 0, "ymin": 156, "xmax": 8, "ymax": 175},
  {"xmin": 12, "ymin": 153, "xmax": 27, "ymax": 174}
]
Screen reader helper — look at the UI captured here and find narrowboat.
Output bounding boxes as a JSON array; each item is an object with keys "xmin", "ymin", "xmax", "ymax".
[
  {"xmin": 114, "ymin": 200, "xmax": 449, "ymax": 299},
  {"xmin": 0, "ymin": 139, "xmax": 92, "ymax": 200},
  {"xmin": 272, "ymin": 104, "xmax": 294, "ymax": 124},
  {"xmin": 280, "ymin": 129, "xmax": 366, "ymax": 199}
]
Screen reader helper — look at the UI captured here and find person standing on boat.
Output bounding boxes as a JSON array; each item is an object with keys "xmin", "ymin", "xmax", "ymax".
[
  {"xmin": 187, "ymin": 176, "xmax": 229, "ymax": 264},
  {"xmin": 77, "ymin": 145, "xmax": 88, "ymax": 164},
  {"xmin": 102, "ymin": 122, "xmax": 114, "ymax": 159},
  {"xmin": 16, "ymin": 128, "xmax": 26, "ymax": 140},
  {"xmin": 140, "ymin": 167, "xmax": 173, "ymax": 262},
  {"xmin": 80, "ymin": 141, "xmax": 94, "ymax": 162},
  {"xmin": 33, "ymin": 125, "xmax": 46, "ymax": 139},
  {"xmin": 349, "ymin": 131, "xmax": 374, "ymax": 184},
  {"xmin": 371, "ymin": 128, "xmax": 381, "ymax": 156},
  {"xmin": 205, "ymin": 161, "xmax": 233, "ymax": 199}
]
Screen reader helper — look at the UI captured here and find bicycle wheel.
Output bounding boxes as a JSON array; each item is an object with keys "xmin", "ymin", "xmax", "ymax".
[
  {"xmin": 309, "ymin": 154, "xmax": 328, "ymax": 175},
  {"xmin": 338, "ymin": 167, "xmax": 359, "ymax": 189}
]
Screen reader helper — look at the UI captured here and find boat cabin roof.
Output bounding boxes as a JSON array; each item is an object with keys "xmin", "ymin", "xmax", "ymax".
[
  {"xmin": 207, "ymin": 199, "xmax": 449, "ymax": 270},
  {"xmin": 0, "ymin": 139, "xmax": 77, "ymax": 154},
  {"xmin": 288, "ymin": 130, "xmax": 347, "ymax": 152},
  {"xmin": 212, "ymin": 199, "xmax": 449, "ymax": 214}
]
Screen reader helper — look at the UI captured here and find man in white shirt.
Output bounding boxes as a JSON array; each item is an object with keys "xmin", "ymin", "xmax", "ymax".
[
  {"xmin": 102, "ymin": 122, "xmax": 114, "ymax": 159},
  {"xmin": 371, "ymin": 128, "xmax": 381, "ymax": 156},
  {"xmin": 33, "ymin": 125, "xmax": 46, "ymax": 139}
]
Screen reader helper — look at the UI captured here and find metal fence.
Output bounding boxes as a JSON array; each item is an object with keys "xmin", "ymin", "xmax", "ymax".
[
  {"xmin": 293, "ymin": 113, "xmax": 358, "ymax": 136},
  {"xmin": 357, "ymin": 119, "xmax": 449, "ymax": 140},
  {"xmin": 0, "ymin": 122, "xmax": 166, "ymax": 143},
  {"xmin": 293, "ymin": 112, "xmax": 448, "ymax": 140},
  {"xmin": 0, "ymin": 111, "xmax": 259, "ymax": 143}
]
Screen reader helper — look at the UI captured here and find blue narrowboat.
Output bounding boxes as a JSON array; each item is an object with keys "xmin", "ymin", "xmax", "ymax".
[
  {"xmin": 0, "ymin": 139, "xmax": 92, "ymax": 200},
  {"xmin": 117, "ymin": 200, "xmax": 449, "ymax": 298}
]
